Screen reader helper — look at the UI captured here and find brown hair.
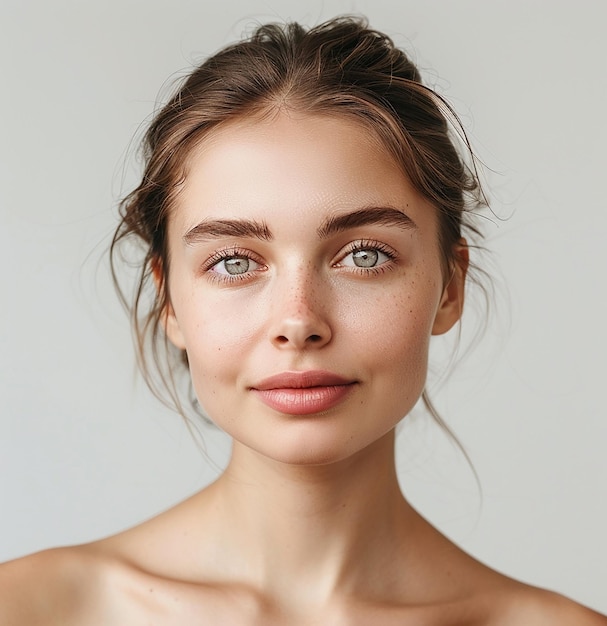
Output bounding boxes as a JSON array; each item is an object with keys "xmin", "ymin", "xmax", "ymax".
[{"xmin": 110, "ymin": 15, "xmax": 487, "ymax": 429}]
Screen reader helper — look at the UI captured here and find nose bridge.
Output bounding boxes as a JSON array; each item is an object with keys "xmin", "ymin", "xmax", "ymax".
[
  {"xmin": 270, "ymin": 259, "xmax": 331, "ymax": 349},
  {"xmin": 284, "ymin": 260, "xmax": 321, "ymax": 311}
]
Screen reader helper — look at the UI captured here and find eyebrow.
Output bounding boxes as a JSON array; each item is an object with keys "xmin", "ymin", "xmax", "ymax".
[
  {"xmin": 183, "ymin": 218, "xmax": 273, "ymax": 245},
  {"xmin": 182, "ymin": 206, "xmax": 416, "ymax": 245},
  {"xmin": 316, "ymin": 206, "xmax": 417, "ymax": 238}
]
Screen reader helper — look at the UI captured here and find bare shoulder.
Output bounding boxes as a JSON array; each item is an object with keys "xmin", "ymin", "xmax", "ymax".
[
  {"xmin": 493, "ymin": 585, "xmax": 607, "ymax": 626},
  {"xmin": 0, "ymin": 545, "xmax": 128, "ymax": 626},
  {"xmin": 410, "ymin": 518, "xmax": 607, "ymax": 626}
]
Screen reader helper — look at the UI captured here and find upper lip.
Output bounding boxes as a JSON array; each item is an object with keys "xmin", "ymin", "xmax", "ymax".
[{"xmin": 252, "ymin": 370, "xmax": 355, "ymax": 390}]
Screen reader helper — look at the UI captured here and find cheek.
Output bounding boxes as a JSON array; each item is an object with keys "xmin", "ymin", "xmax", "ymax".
[
  {"xmin": 343, "ymin": 273, "xmax": 438, "ymax": 350},
  {"xmin": 173, "ymin": 289, "xmax": 266, "ymax": 405},
  {"xmin": 339, "ymin": 273, "xmax": 440, "ymax": 407},
  {"xmin": 376, "ymin": 303, "xmax": 433, "ymax": 382}
]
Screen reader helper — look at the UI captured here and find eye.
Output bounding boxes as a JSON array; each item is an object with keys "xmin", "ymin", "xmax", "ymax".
[
  {"xmin": 338, "ymin": 245, "xmax": 392, "ymax": 269},
  {"xmin": 211, "ymin": 255, "xmax": 261, "ymax": 276}
]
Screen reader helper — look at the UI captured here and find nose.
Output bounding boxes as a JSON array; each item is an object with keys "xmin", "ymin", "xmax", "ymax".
[{"xmin": 269, "ymin": 271, "xmax": 332, "ymax": 350}]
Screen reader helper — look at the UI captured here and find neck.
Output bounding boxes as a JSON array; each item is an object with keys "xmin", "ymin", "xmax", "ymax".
[{"xmin": 206, "ymin": 430, "xmax": 418, "ymax": 610}]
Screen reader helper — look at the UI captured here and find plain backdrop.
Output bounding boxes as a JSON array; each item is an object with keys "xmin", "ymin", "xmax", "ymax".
[{"xmin": 1, "ymin": 0, "xmax": 606, "ymax": 613}]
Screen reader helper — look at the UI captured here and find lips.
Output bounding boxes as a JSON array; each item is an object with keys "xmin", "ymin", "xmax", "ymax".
[{"xmin": 250, "ymin": 370, "xmax": 357, "ymax": 415}]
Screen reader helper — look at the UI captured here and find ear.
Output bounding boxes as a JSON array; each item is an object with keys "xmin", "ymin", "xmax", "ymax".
[
  {"xmin": 162, "ymin": 303, "xmax": 187, "ymax": 350},
  {"xmin": 431, "ymin": 239, "xmax": 469, "ymax": 336},
  {"xmin": 152, "ymin": 257, "xmax": 187, "ymax": 350}
]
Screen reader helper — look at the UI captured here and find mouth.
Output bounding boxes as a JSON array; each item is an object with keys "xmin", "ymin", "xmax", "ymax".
[
  {"xmin": 253, "ymin": 370, "xmax": 354, "ymax": 390},
  {"xmin": 250, "ymin": 370, "xmax": 357, "ymax": 415}
]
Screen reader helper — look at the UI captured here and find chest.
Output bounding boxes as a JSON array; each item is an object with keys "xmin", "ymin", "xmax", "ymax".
[{"xmin": 115, "ymin": 581, "xmax": 489, "ymax": 626}]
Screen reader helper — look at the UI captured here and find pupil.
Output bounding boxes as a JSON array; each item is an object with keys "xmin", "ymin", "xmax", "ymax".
[
  {"xmin": 353, "ymin": 249, "xmax": 378, "ymax": 268},
  {"xmin": 225, "ymin": 257, "xmax": 249, "ymax": 275}
]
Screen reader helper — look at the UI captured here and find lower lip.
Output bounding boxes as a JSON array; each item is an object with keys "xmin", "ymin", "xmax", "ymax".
[{"xmin": 252, "ymin": 384, "xmax": 356, "ymax": 415}]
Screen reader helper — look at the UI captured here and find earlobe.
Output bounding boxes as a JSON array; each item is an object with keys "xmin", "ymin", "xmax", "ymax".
[
  {"xmin": 151, "ymin": 257, "xmax": 187, "ymax": 350},
  {"xmin": 431, "ymin": 240, "xmax": 469, "ymax": 336}
]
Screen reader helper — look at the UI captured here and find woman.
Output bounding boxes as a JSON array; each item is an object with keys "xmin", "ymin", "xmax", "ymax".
[{"xmin": 1, "ymin": 17, "xmax": 605, "ymax": 624}]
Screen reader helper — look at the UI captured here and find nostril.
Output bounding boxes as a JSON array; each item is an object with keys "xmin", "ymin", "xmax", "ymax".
[
  {"xmin": 276, "ymin": 336, "xmax": 289, "ymax": 344},
  {"xmin": 308, "ymin": 334, "xmax": 322, "ymax": 343}
]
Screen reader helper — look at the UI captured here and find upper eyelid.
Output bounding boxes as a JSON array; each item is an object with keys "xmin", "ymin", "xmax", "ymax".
[
  {"xmin": 200, "ymin": 239, "xmax": 397, "ymax": 269},
  {"xmin": 346, "ymin": 239, "xmax": 394, "ymax": 250},
  {"xmin": 202, "ymin": 247, "xmax": 264, "ymax": 271},
  {"xmin": 337, "ymin": 239, "xmax": 397, "ymax": 258}
]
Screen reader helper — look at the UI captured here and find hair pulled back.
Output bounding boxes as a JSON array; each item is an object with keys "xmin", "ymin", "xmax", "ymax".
[{"xmin": 111, "ymin": 16, "xmax": 486, "ymax": 422}]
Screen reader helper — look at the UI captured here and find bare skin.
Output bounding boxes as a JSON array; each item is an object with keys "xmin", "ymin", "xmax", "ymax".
[
  {"xmin": 1, "ymin": 437, "xmax": 605, "ymax": 625},
  {"xmin": 2, "ymin": 113, "xmax": 604, "ymax": 625}
]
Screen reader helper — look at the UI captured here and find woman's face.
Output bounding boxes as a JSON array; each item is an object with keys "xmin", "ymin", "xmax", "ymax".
[{"xmin": 164, "ymin": 112, "xmax": 465, "ymax": 465}]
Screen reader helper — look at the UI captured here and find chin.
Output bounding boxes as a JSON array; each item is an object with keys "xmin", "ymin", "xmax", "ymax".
[{"xmin": 233, "ymin": 417, "xmax": 395, "ymax": 468}]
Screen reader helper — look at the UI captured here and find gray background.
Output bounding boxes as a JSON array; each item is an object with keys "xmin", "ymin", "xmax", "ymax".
[{"xmin": 1, "ymin": 0, "xmax": 606, "ymax": 613}]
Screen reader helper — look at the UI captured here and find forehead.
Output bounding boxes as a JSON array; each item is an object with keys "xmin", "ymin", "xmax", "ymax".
[{"xmin": 171, "ymin": 112, "xmax": 437, "ymax": 234}]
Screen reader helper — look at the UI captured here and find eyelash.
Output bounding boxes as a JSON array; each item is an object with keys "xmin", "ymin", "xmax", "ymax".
[
  {"xmin": 335, "ymin": 239, "xmax": 398, "ymax": 274},
  {"xmin": 201, "ymin": 239, "xmax": 398, "ymax": 284},
  {"xmin": 202, "ymin": 247, "xmax": 266, "ymax": 284}
]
